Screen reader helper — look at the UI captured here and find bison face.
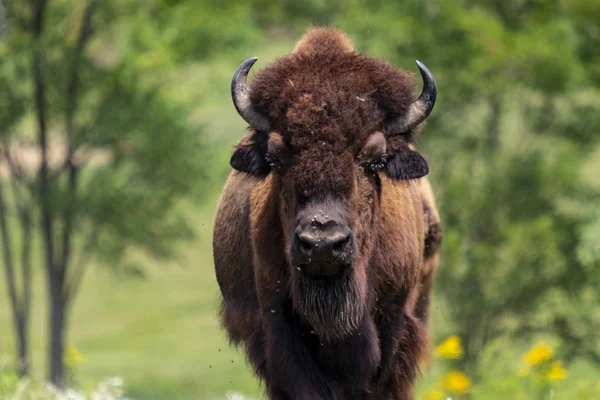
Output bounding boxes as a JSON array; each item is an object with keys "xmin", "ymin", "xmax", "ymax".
[
  {"xmin": 231, "ymin": 128, "xmax": 429, "ymax": 340},
  {"xmin": 229, "ymin": 56, "xmax": 436, "ymax": 340}
]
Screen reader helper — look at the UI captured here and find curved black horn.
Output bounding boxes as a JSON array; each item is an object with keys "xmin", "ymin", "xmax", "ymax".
[
  {"xmin": 231, "ymin": 57, "xmax": 271, "ymax": 132},
  {"xmin": 385, "ymin": 60, "xmax": 437, "ymax": 135}
]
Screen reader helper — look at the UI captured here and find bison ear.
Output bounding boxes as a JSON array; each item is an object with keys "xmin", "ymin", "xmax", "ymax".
[
  {"xmin": 230, "ymin": 143, "xmax": 271, "ymax": 176},
  {"xmin": 383, "ymin": 150, "xmax": 429, "ymax": 180}
]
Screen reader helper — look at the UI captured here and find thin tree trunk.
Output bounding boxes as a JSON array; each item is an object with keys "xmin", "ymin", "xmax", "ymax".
[
  {"xmin": 48, "ymin": 281, "xmax": 66, "ymax": 387},
  {"xmin": 17, "ymin": 210, "xmax": 33, "ymax": 377},
  {"xmin": 15, "ymin": 315, "xmax": 29, "ymax": 376},
  {"xmin": 44, "ymin": 1, "xmax": 95, "ymax": 388},
  {"xmin": 32, "ymin": 0, "xmax": 64, "ymax": 387},
  {"xmin": 19, "ymin": 211, "xmax": 32, "ymax": 377},
  {"xmin": 486, "ymin": 96, "xmax": 502, "ymax": 153},
  {"xmin": 0, "ymin": 182, "xmax": 30, "ymax": 377}
]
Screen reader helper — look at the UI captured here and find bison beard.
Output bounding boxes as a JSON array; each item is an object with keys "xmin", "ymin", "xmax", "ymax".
[{"xmin": 292, "ymin": 269, "xmax": 367, "ymax": 341}]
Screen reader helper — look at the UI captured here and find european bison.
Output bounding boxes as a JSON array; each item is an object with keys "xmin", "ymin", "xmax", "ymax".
[{"xmin": 213, "ymin": 27, "xmax": 442, "ymax": 400}]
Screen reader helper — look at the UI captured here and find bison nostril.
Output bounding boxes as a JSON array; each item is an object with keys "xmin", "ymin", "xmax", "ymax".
[
  {"xmin": 332, "ymin": 239, "xmax": 347, "ymax": 252},
  {"xmin": 299, "ymin": 237, "xmax": 312, "ymax": 253}
]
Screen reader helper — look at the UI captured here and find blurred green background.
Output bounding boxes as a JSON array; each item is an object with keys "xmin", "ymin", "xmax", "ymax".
[{"xmin": 0, "ymin": 0, "xmax": 599, "ymax": 399}]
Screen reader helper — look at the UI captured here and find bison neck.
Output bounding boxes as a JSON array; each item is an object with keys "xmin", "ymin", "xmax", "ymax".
[{"xmin": 281, "ymin": 297, "xmax": 381, "ymax": 388}]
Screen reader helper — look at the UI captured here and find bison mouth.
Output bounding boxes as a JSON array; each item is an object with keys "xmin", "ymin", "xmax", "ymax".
[
  {"xmin": 291, "ymin": 268, "xmax": 366, "ymax": 340},
  {"xmin": 300, "ymin": 261, "xmax": 348, "ymax": 278}
]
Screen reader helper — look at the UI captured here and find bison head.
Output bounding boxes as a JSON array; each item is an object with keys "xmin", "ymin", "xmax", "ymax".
[{"xmin": 228, "ymin": 29, "xmax": 436, "ymax": 340}]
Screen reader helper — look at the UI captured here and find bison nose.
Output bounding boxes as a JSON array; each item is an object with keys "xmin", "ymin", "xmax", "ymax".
[{"xmin": 294, "ymin": 228, "xmax": 352, "ymax": 276}]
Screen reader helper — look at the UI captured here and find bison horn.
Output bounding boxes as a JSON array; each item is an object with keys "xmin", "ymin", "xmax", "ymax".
[
  {"xmin": 231, "ymin": 57, "xmax": 271, "ymax": 132},
  {"xmin": 385, "ymin": 60, "xmax": 437, "ymax": 135}
]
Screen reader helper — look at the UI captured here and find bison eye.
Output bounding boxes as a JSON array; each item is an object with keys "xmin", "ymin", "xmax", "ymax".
[
  {"xmin": 265, "ymin": 152, "xmax": 282, "ymax": 171},
  {"xmin": 365, "ymin": 154, "xmax": 387, "ymax": 175}
]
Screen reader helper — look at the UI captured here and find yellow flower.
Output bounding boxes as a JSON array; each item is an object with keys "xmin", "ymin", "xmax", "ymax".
[
  {"xmin": 443, "ymin": 371, "xmax": 471, "ymax": 393},
  {"xmin": 547, "ymin": 361, "xmax": 567, "ymax": 381},
  {"xmin": 423, "ymin": 388, "xmax": 446, "ymax": 400},
  {"xmin": 523, "ymin": 343, "xmax": 553, "ymax": 365},
  {"xmin": 64, "ymin": 344, "xmax": 86, "ymax": 368},
  {"xmin": 596, "ymin": 380, "xmax": 600, "ymax": 392},
  {"xmin": 435, "ymin": 335, "xmax": 463, "ymax": 359}
]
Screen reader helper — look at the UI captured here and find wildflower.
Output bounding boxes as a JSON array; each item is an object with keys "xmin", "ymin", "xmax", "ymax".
[
  {"xmin": 597, "ymin": 380, "xmax": 600, "ymax": 392},
  {"xmin": 226, "ymin": 392, "xmax": 250, "ymax": 400},
  {"xmin": 443, "ymin": 371, "xmax": 471, "ymax": 393},
  {"xmin": 63, "ymin": 345, "xmax": 85, "ymax": 368},
  {"xmin": 423, "ymin": 387, "xmax": 446, "ymax": 400},
  {"xmin": 435, "ymin": 335, "xmax": 463, "ymax": 359},
  {"xmin": 523, "ymin": 343, "xmax": 553, "ymax": 365},
  {"xmin": 546, "ymin": 361, "xmax": 567, "ymax": 381}
]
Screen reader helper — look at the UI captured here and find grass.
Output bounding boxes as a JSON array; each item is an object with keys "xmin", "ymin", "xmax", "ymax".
[{"xmin": 0, "ymin": 198, "xmax": 262, "ymax": 399}]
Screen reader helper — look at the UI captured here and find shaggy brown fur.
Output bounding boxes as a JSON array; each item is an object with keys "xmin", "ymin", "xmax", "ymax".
[{"xmin": 214, "ymin": 27, "xmax": 441, "ymax": 400}]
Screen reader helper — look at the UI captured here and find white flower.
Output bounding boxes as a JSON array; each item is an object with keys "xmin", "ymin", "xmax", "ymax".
[{"xmin": 224, "ymin": 392, "xmax": 256, "ymax": 400}]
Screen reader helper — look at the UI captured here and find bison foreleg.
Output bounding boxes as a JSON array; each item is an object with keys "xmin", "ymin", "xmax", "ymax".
[
  {"xmin": 371, "ymin": 295, "xmax": 425, "ymax": 399},
  {"xmin": 264, "ymin": 307, "xmax": 341, "ymax": 400},
  {"xmin": 314, "ymin": 315, "xmax": 380, "ymax": 390}
]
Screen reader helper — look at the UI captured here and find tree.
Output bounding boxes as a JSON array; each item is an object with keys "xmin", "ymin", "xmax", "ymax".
[
  {"xmin": 0, "ymin": 0, "xmax": 229, "ymax": 386},
  {"xmin": 0, "ymin": 0, "xmax": 35, "ymax": 378}
]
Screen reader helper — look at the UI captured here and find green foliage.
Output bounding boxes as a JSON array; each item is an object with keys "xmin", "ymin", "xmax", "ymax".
[
  {"xmin": 578, "ymin": 208, "xmax": 600, "ymax": 269},
  {"xmin": 0, "ymin": 0, "xmax": 214, "ymax": 268}
]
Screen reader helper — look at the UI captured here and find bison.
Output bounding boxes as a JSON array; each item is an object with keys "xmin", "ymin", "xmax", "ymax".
[{"xmin": 213, "ymin": 27, "xmax": 442, "ymax": 400}]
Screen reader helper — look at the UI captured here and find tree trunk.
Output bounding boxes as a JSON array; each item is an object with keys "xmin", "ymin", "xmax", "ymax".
[
  {"xmin": 486, "ymin": 96, "xmax": 502, "ymax": 152},
  {"xmin": 15, "ymin": 315, "xmax": 29, "ymax": 377},
  {"xmin": 18, "ymin": 213, "xmax": 32, "ymax": 378},
  {"xmin": 0, "ymin": 182, "xmax": 31, "ymax": 378},
  {"xmin": 48, "ymin": 281, "xmax": 66, "ymax": 388}
]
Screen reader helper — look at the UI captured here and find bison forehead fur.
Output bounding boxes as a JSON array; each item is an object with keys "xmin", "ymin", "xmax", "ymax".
[
  {"xmin": 250, "ymin": 30, "xmax": 416, "ymax": 141},
  {"xmin": 213, "ymin": 27, "xmax": 442, "ymax": 400}
]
